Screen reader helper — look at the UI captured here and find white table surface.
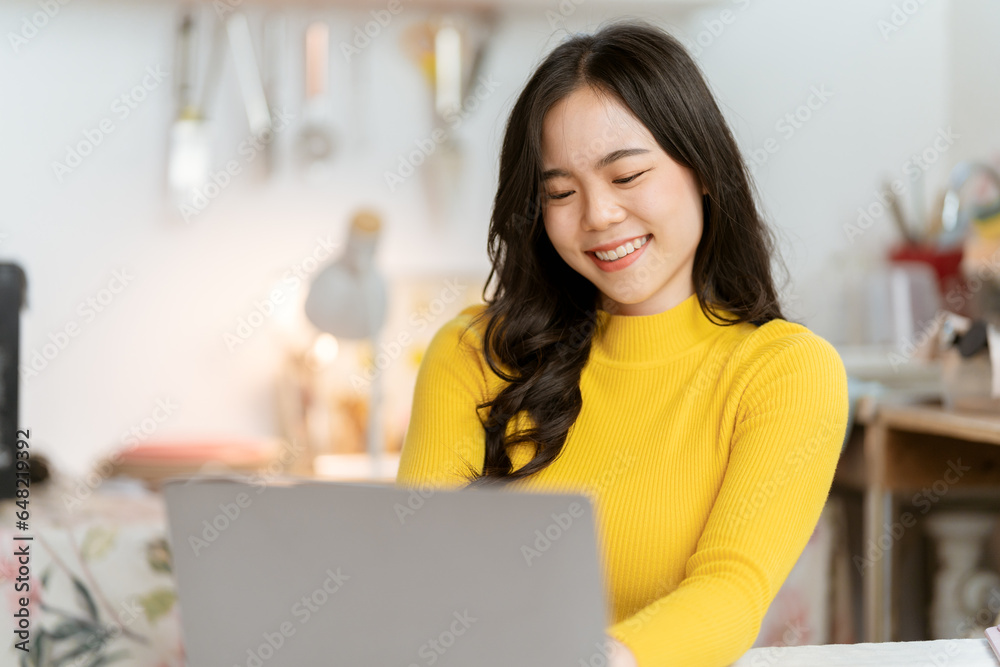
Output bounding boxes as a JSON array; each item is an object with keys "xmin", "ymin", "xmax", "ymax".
[{"xmin": 733, "ymin": 639, "xmax": 998, "ymax": 666}]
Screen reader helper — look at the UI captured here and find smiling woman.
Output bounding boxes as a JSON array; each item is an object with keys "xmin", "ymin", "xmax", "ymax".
[
  {"xmin": 540, "ymin": 87, "xmax": 707, "ymax": 314},
  {"xmin": 395, "ymin": 17, "xmax": 849, "ymax": 667}
]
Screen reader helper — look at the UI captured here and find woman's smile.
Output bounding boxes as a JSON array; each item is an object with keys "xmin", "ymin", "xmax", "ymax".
[{"xmin": 587, "ymin": 234, "xmax": 652, "ymax": 272}]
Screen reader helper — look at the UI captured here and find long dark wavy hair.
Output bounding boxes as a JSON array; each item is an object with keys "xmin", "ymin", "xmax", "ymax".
[{"xmin": 458, "ymin": 18, "xmax": 788, "ymax": 488}]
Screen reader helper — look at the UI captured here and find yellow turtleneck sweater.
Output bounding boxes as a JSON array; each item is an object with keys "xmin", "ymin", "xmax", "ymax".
[{"xmin": 394, "ymin": 292, "xmax": 850, "ymax": 667}]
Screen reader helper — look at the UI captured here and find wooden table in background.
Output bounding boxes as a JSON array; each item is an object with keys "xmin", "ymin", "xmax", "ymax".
[{"xmin": 835, "ymin": 398, "xmax": 1000, "ymax": 642}]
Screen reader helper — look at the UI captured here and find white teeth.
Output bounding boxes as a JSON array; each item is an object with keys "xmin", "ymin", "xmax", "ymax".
[{"xmin": 594, "ymin": 234, "xmax": 648, "ymax": 261}]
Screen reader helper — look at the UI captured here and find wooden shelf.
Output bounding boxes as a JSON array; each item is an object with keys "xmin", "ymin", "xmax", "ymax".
[
  {"xmin": 834, "ymin": 397, "xmax": 1000, "ymax": 642},
  {"xmin": 858, "ymin": 399, "xmax": 1000, "ymax": 447}
]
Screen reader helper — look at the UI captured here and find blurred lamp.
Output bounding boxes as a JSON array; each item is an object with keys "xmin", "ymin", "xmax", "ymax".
[{"xmin": 304, "ymin": 209, "xmax": 387, "ymax": 477}]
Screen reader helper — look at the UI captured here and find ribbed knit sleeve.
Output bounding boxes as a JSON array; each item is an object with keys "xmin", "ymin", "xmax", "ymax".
[
  {"xmin": 605, "ymin": 332, "xmax": 850, "ymax": 666},
  {"xmin": 395, "ymin": 311, "xmax": 487, "ymax": 490}
]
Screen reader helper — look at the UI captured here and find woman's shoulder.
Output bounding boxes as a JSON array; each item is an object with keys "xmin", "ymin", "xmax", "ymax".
[
  {"xmin": 423, "ymin": 303, "xmax": 525, "ymax": 388},
  {"xmin": 729, "ymin": 315, "xmax": 847, "ymax": 395},
  {"xmin": 408, "ymin": 305, "xmax": 492, "ymax": 400},
  {"xmin": 435, "ymin": 303, "xmax": 489, "ymax": 346},
  {"xmin": 421, "ymin": 303, "xmax": 490, "ymax": 366}
]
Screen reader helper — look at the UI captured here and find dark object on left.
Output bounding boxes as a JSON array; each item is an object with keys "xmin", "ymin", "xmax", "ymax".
[
  {"xmin": 0, "ymin": 263, "xmax": 27, "ymax": 500},
  {"xmin": 29, "ymin": 452, "xmax": 50, "ymax": 485}
]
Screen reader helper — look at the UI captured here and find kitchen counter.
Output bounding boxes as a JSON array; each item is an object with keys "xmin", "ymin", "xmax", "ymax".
[{"xmin": 734, "ymin": 638, "xmax": 998, "ymax": 666}]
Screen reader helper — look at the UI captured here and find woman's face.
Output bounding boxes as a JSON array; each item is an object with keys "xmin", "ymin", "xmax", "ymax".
[{"xmin": 540, "ymin": 86, "xmax": 706, "ymax": 317}]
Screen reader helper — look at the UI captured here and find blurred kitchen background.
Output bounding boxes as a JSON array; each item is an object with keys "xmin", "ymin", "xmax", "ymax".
[{"xmin": 3, "ymin": 0, "xmax": 1000, "ymax": 662}]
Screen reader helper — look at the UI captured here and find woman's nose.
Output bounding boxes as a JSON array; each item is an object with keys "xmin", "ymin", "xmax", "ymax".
[{"xmin": 582, "ymin": 186, "xmax": 626, "ymax": 230}]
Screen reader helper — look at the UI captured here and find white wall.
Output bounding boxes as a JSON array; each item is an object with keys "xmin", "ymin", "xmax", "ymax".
[
  {"xmin": 950, "ymin": 0, "xmax": 1000, "ymax": 165},
  {"xmin": 0, "ymin": 0, "xmax": 988, "ymax": 475}
]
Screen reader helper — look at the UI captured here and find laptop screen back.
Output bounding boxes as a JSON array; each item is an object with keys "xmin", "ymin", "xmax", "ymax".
[{"xmin": 163, "ymin": 478, "xmax": 610, "ymax": 667}]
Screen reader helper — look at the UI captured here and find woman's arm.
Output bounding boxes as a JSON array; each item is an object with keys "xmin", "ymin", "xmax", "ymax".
[{"xmin": 606, "ymin": 333, "xmax": 850, "ymax": 666}]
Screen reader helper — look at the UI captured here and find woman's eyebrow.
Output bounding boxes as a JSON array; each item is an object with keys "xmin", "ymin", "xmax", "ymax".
[{"xmin": 541, "ymin": 147, "xmax": 651, "ymax": 181}]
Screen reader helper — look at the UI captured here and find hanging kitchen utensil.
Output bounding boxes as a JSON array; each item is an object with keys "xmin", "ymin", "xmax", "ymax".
[
  {"xmin": 422, "ymin": 12, "xmax": 496, "ymax": 228},
  {"xmin": 261, "ymin": 12, "xmax": 286, "ymax": 176},
  {"xmin": 463, "ymin": 10, "xmax": 495, "ymax": 97},
  {"xmin": 174, "ymin": 10, "xmax": 195, "ymax": 116},
  {"xmin": 167, "ymin": 8, "xmax": 226, "ymax": 216},
  {"xmin": 423, "ymin": 16, "xmax": 463, "ymax": 228},
  {"xmin": 167, "ymin": 10, "xmax": 208, "ymax": 209},
  {"xmin": 347, "ymin": 10, "xmax": 372, "ymax": 159},
  {"xmin": 297, "ymin": 20, "xmax": 337, "ymax": 175},
  {"xmin": 198, "ymin": 11, "xmax": 227, "ymax": 118},
  {"xmin": 227, "ymin": 13, "xmax": 271, "ymax": 139}
]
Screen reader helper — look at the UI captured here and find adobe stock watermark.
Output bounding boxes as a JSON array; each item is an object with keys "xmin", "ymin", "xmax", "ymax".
[
  {"xmin": 232, "ymin": 566, "xmax": 350, "ymax": 667},
  {"xmin": 844, "ymin": 126, "xmax": 959, "ymax": 243},
  {"xmin": 731, "ymin": 408, "xmax": 844, "ymax": 527},
  {"xmin": 886, "ymin": 309, "xmax": 948, "ymax": 371},
  {"xmin": 212, "ymin": 0, "xmax": 254, "ymax": 19},
  {"xmin": 684, "ymin": 337, "xmax": 733, "ymax": 400},
  {"xmin": 62, "ymin": 398, "xmax": 179, "ymax": 511},
  {"xmin": 621, "ymin": 576, "xmax": 674, "ymax": 634},
  {"xmin": 185, "ymin": 439, "xmax": 308, "ymax": 557},
  {"xmin": 51, "ymin": 65, "xmax": 169, "ymax": 183},
  {"xmin": 914, "ymin": 639, "xmax": 965, "ymax": 667},
  {"xmin": 341, "ymin": 0, "xmax": 413, "ymax": 62},
  {"xmin": 956, "ymin": 587, "xmax": 1000, "ymax": 637},
  {"xmin": 942, "ymin": 243, "xmax": 1000, "ymax": 314},
  {"xmin": 7, "ymin": 0, "xmax": 74, "ymax": 54},
  {"xmin": 580, "ymin": 636, "xmax": 620, "ymax": 667},
  {"xmin": 384, "ymin": 75, "xmax": 501, "ymax": 192},
  {"xmin": 877, "ymin": 0, "xmax": 930, "ymax": 41},
  {"xmin": 60, "ymin": 596, "xmax": 148, "ymax": 667},
  {"xmin": 520, "ymin": 501, "xmax": 586, "ymax": 566},
  {"xmin": 188, "ymin": 488, "xmax": 259, "ymax": 557},
  {"xmin": 19, "ymin": 269, "xmax": 134, "ymax": 381},
  {"xmin": 179, "ymin": 108, "xmax": 294, "ymax": 222},
  {"xmin": 742, "ymin": 620, "xmax": 809, "ymax": 667},
  {"xmin": 545, "ymin": 0, "xmax": 587, "ymax": 31},
  {"xmin": 748, "ymin": 84, "xmax": 833, "ymax": 175},
  {"xmin": 349, "ymin": 277, "xmax": 467, "ymax": 391},
  {"xmin": 853, "ymin": 459, "xmax": 971, "ymax": 575},
  {"xmin": 394, "ymin": 436, "xmax": 482, "ymax": 523},
  {"xmin": 585, "ymin": 448, "xmax": 635, "ymax": 500},
  {"xmin": 291, "ymin": 566, "xmax": 350, "ymax": 627},
  {"xmin": 405, "ymin": 610, "xmax": 478, "ymax": 667},
  {"xmin": 677, "ymin": 0, "xmax": 752, "ymax": 57},
  {"xmin": 394, "ymin": 483, "xmax": 439, "ymax": 524},
  {"xmin": 224, "ymin": 235, "xmax": 340, "ymax": 351}
]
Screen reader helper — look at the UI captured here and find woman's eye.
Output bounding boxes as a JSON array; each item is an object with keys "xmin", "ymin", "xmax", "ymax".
[
  {"xmin": 545, "ymin": 170, "xmax": 647, "ymax": 200},
  {"xmin": 614, "ymin": 170, "xmax": 648, "ymax": 184}
]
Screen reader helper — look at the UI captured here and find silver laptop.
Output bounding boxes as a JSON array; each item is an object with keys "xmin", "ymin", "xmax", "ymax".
[{"xmin": 162, "ymin": 476, "xmax": 610, "ymax": 666}]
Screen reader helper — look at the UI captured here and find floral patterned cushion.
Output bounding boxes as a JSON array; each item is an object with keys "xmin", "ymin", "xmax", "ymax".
[{"xmin": 0, "ymin": 477, "xmax": 184, "ymax": 667}]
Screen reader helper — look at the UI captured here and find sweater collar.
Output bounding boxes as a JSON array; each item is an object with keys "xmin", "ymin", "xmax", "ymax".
[{"xmin": 591, "ymin": 292, "xmax": 735, "ymax": 366}]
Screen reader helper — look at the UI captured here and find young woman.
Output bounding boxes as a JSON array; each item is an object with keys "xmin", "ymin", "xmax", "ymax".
[{"xmin": 395, "ymin": 18, "xmax": 849, "ymax": 667}]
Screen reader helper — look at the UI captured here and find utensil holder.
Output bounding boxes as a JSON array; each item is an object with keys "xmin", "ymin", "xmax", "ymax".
[{"xmin": 889, "ymin": 243, "xmax": 967, "ymax": 313}]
